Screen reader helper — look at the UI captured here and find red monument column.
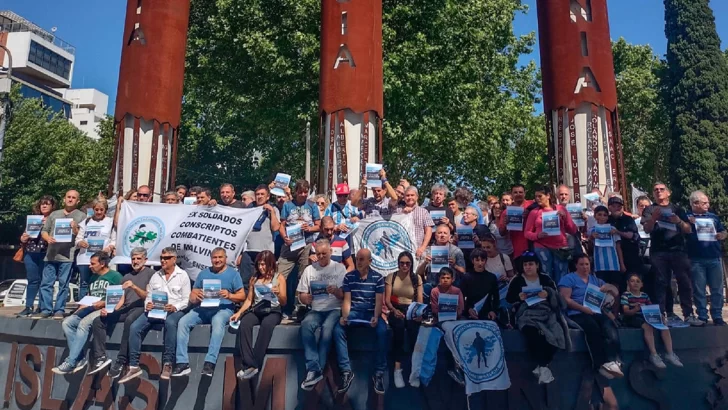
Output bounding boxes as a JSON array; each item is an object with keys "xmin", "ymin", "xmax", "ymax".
[
  {"xmin": 319, "ymin": 0, "xmax": 384, "ymax": 195},
  {"xmin": 536, "ymin": 0, "xmax": 626, "ymax": 202},
  {"xmin": 108, "ymin": 0, "xmax": 191, "ymax": 201}
]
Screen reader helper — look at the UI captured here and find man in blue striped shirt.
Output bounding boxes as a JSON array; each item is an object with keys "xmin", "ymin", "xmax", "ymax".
[{"xmin": 333, "ymin": 249, "xmax": 388, "ymax": 395}]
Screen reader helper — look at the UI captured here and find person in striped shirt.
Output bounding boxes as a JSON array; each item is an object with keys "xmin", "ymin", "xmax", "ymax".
[
  {"xmin": 332, "ymin": 249, "xmax": 388, "ymax": 395},
  {"xmin": 325, "ymin": 183, "xmax": 362, "ymax": 236},
  {"xmin": 588, "ymin": 206, "xmax": 626, "ymax": 291}
]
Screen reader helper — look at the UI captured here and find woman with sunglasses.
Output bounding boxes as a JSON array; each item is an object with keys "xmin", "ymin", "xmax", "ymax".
[
  {"xmin": 314, "ymin": 194, "xmax": 329, "ymax": 218},
  {"xmin": 385, "ymin": 251, "xmax": 423, "ymax": 388},
  {"xmin": 488, "ymin": 201, "xmax": 513, "ymax": 259},
  {"xmin": 76, "ymin": 199, "xmax": 116, "ymax": 298},
  {"xmin": 524, "ymin": 185, "xmax": 578, "ymax": 284},
  {"xmin": 506, "ymin": 252, "xmax": 568, "ymax": 384},
  {"xmin": 233, "ymin": 250, "xmax": 287, "ymax": 380}
]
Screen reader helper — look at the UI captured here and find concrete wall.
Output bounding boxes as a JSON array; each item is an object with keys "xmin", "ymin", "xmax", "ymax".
[{"xmin": 0, "ymin": 317, "xmax": 725, "ymax": 410}]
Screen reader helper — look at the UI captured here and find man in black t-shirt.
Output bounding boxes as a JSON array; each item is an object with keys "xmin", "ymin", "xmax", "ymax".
[
  {"xmin": 641, "ymin": 183, "xmax": 702, "ymax": 327},
  {"xmin": 425, "ymin": 183, "xmax": 456, "ymax": 234},
  {"xmin": 608, "ymin": 197, "xmax": 644, "ymax": 279}
]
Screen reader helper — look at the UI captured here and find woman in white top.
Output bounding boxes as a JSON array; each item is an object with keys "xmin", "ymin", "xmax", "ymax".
[
  {"xmin": 231, "ymin": 250, "xmax": 287, "ymax": 380},
  {"xmin": 75, "ymin": 199, "xmax": 116, "ymax": 298}
]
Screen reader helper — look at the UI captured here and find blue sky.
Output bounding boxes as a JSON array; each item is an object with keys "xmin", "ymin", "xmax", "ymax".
[{"xmin": 4, "ymin": 0, "xmax": 728, "ymax": 113}]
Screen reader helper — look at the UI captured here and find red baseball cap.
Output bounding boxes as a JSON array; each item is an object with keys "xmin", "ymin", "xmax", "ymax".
[{"xmin": 336, "ymin": 183, "xmax": 350, "ymax": 196}]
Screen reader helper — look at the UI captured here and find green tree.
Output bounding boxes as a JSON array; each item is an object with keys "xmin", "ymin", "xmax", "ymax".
[
  {"xmin": 179, "ymin": 0, "xmax": 543, "ymax": 197},
  {"xmin": 664, "ymin": 0, "xmax": 728, "ymax": 217},
  {"xmin": 0, "ymin": 88, "xmax": 113, "ymax": 240},
  {"xmin": 611, "ymin": 38, "xmax": 670, "ymax": 193}
]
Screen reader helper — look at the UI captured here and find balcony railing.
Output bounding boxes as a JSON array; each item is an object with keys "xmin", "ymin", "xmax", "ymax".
[{"xmin": 0, "ymin": 22, "xmax": 76, "ymax": 55}]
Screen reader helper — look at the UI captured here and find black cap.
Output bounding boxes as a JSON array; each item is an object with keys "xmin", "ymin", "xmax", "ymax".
[{"xmin": 608, "ymin": 196, "xmax": 624, "ymax": 206}]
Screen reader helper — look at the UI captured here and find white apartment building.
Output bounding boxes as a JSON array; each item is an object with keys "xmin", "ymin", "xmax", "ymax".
[{"xmin": 56, "ymin": 88, "xmax": 109, "ymax": 140}]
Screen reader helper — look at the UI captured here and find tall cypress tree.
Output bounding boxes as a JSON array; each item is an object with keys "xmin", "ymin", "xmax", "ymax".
[{"xmin": 664, "ymin": 0, "xmax": 728, "ymax": 218}]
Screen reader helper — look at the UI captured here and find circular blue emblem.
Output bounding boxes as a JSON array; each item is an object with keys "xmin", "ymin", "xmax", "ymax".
[
  {"xmin": 452, "ymin": 321, "xmax": 506, "ymax": 383},
  {"xmin": 361, "ymin": 220, "xmax": 414, "ymax": 272},
  {"xmin": 123, "ymin": 216, "xmax": 165, "ymax": 256}
]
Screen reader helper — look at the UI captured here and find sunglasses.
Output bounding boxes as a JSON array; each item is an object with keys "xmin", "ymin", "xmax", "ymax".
[
  {"xmin": 138, "ymin": 193, "xmax": 150, "ymax": 197},
  {"xmin": 653, "ymin": 187, "xmax": 666, "ymax": 192},
  {"xmin": 160, "ymin": 256, "xmax": 175, "ymax": 260}
]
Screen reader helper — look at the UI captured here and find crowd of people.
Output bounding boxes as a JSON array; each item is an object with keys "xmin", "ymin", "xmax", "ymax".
[{"xmin": 12, "ymin": 167, "xmax": 727, "ymax": 405}]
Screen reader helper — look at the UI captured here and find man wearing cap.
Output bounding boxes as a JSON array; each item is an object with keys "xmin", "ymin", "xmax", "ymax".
[
  {"xmin": 325, "ymin": 183, "xmax": 362, "ymax": 236},
  {"xmin": 608, "ymin": 196, "xmax": 644, "ymax": 286}
]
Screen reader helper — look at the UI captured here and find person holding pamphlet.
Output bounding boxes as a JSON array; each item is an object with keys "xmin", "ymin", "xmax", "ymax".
[
  {"xmin": 309, "ymin": 217, "xmax": 355, "ymax": 271},
  {"xmin": 498, "ymin": 184, "xmax": 535, "ymax": 258},
  {"xmin": 461, "ymin": 248, "xmax": 500, "ymax": 321},
  {"xmin": 88, "ymin": 247, "xmax": 154, "ymax": 379},
  {"xmin": 686, "ymin": 190, "xmax": 727, "ymax": 326},
  {"xmin": 425, "ymin": 184, "xmax": 456, "ymax": 232},
  {"xmin": 620, "ymin": 273, "xmax": 683, "ymax": 369},
  {"xmin": 125, "ymin": 248, "xmax": 191, "ymax": 382},
  {"xmin": 297, "ymin": 239, "xmax": 347, "ymax": 391},
  {"xmin": 641, "ymin": 183, "xmax": 702, "ymax": 327},
  {"xmin": 524, "ymin": 186, "xmax": 577, "ymax": 284},
  {"xmin": 325, "ymin": 183, "xmax": 362, "ymax": 237},
  {"xmin": 456, "ymin": 207, "xmax": 487, "ymax": 272},
  {"xmin": 232, "ymin": 251, "xmax": 287, "ymax": 381},
  {"xmin": 270, "ymin": 173, "xmax": 292, "ymax": 197},
  {"xmin": 53, "ymin": 252, "xmax": 123, "ymax": 374},
  {"xmin": 558, "ymin": 255, "xmax": 623, "ymax": 379},
  {"xmin": 385, "ymin": 251, "xmax": 424, "ymax": 389},
  {"xmin": 417, "ymin": 225, "xmax": 466, "ymax": 295},
  {"xmin": 588, "ymin": 206, "xmax": 626, "ymax": 292},
  {"xmin": 607, "ymin": 196, "xmax": 644, "ymax": 277},
  {"xmin": 75, "ymin": 199, "xmax": 116, "ymax": 299},
  {"xmin": 277, "ymin": 179, "xmax": 321, "ymax": 285},
  {"xmin": 352, "ymin": 167, "xmax": 399, "ymax": 217},
  {"xmin": 38, "ymin": 190, "xmax": 86, "ymax": 319},
  {"xmin": 333, "ymin": 249, "xmax": 388, "ymax": 395},
  {"xmin": 394, "ymin": 186, "xmax": 435, "ymax": 259},
  {"xmin": 173, "ymin": 248, "xmax": 246, "ymax": 377},
  {"xmin": 241, "ymin": 184, "xmax": 281, "ymax": 288},
  {"xmin": 506, "ymin": 252, "xmax": 567, "ymax": 384},
  {"xmin": 17, "ymin": 196, "xmax": 56, "ymax": 317},
  {"xmin": 429, "ymin": 268, "xmax": 464, "ymax": 322}
]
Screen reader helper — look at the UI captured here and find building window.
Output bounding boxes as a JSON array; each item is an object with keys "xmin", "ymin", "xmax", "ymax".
[
  {"xmin": 80, "ymin": 120, "xmax": 88, "ymax": 125},
  {"xmin": 27, "ymin": 40, "xmax": 72, "ymax": 80}
]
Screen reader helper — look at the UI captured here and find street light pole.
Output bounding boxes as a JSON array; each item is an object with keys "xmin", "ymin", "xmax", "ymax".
[{"xmin": 0, "ymin": 44, "xmax": 13, "ymax": 187}]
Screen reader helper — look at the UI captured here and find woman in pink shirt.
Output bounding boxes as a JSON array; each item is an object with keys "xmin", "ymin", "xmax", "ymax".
[{"xmin": 524, "ymin": 186, "xmax": 577, "ymax": 283}]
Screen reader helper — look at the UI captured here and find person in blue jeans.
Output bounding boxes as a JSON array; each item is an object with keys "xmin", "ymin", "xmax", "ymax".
[
  {"xmin": 172, "ymin": 248, "xmax": 246, "ymax": 377},
  {"xmin": 686, "ymin": 190, "xmax": 727, "ymax": 325},
  {"xmin": 296, "ymin": 239, "xmax": 347, "ymax": 391},
  {"xmin": 38, "ymin": 190, "xmax": 86, "ymax": 319},
  {"xmin": 18, "ymin": 196, "xmax": 56, "ymax": 317},
  {"xmin": 333, "ymin": 249, "xmax": 388, "ymax": 396}
]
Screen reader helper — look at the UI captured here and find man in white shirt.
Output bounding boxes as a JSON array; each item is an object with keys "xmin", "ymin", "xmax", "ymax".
[
  {"xmin": 119, "ymin": 247, "xmax": 191, "ymax": 382},
  {"xmin": 296, "ymin": 238, "xmax": 347, "ymax": 391}
]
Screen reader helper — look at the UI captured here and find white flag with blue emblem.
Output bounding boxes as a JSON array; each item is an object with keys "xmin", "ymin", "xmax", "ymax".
[
  {"xmin": 113, "ymin": 201, "xmax": 263, "ymax": 281},
  {"xmin": 352, "ymin": 213, "xmax": 419, "ymax": 275},
  {"xmin": 442, "ymin": 320, "xmax": 510, "ymax": 395}
]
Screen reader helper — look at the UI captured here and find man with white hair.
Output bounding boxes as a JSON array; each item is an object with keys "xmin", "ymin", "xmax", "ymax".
[
  {"xmin": 395, "ymin": 186, "xmax": 434, "ymax": 258},
  {"xmin": 686, "ymin": 190, "xmax": 727, "ymax": 325},
  {"xmin": 425, "ymin": 183, "xmax": 455, "ymax": 232}
]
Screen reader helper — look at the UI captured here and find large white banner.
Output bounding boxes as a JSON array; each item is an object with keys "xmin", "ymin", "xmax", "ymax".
[
  {"xmin": 113, "ymin": 202, "xmax": 263, "ymax": 280},
  {"xmin": 351, "ymin": 213, "xmax": 418, "ymax": 276}
]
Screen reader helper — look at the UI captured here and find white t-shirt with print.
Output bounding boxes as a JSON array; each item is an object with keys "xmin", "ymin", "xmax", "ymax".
[{"xmin": 297, "ymin": 261, "xmax": 347, "ymax": 311}]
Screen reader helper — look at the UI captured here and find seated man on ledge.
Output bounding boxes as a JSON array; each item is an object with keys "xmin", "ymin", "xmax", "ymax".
[
  {"xmin": 333, "ymin": 249, "xmax": 388, "ymax": 396},
  {"xmin": 53, "ymin": 252, "xmax": 123, "ymax": 374},
  {"xmin": 173, "ymin": 247, "xmax": 245, "ymax": 377},
  {"xmin": 297, "ymin": 238, "xmax": 347, "ymax": 391},
  {"xmin": 119, "ymin": 247, "xmax": 191, "ymax": 383}
]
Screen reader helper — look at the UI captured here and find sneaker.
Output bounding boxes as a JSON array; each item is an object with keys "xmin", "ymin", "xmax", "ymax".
[
  {"xmin": 538, "ymin": 366, "xmax": 555, "ymax": 384},
  {"xmin": 119, "ymin": 366, "xmax": 143, "ymax": 384},
  {"xmin": 448, "ymin": 368, "xmax": 466, "ymax": 386},
  {"xmin": 52, "ymin": 361, "xmax": 75, "ymax": 375},
  {"xmin": 337, "ymin": 371, "xmax": 354, "ymax": 394},
  {"xmin": 237, "ymin": 367, "xmax": 258, "ymax": 380},
  {"xmin": 664, "ymin": 352, "xmax": 684, "ymax": 367},
  {"xmin": 601, "ymin": 361, "xmax": 623, "ymax": 378},
  {"xmin": 171, "ymin": 364, "xmax": 191, "ymax": 377},
  {"xmin": 108, "ymin": 360, "xmax": 124, "ymax": 379},
  {"xmin": 161, "ymin": 363, "xmax": 173, "ymax": 380},
  {"xmin": 685, "ymin": 315, "xmax": 705, "ymax": 327},
  {"xmin": 393, "ymin": 368, "xmax": 405, "ymax": 388},
  {"xmin": 301, "ymin": 370, "xmax": 324, "ymax": 391},
  {"xmin": 16, "ymin": 307, "xmax": 33, "ymax": 317},
  {"xmin": 33, "ymin": 311, "xmax": 52, "ymax": 319},
  {"xmin": 53, "ymin": 312, "xmax": 65, "ymax": 320},
  {"xmin": 74, "ymin": 359, "xmax": 88, "ymax": 373},
  {"xmin": 201, "ymin": 362, "xmax": 215, "ymax": 377},
  {"xmin": 88, "ymin": 357, "xmax": 113, "ymax": 375},
  {"xmin": 373, "ymin": 373, "xmax": 385, "ymax": 395},
  {"xmin": 649, "ymin": 354, "xmax": 666, "ymax": 369},
  {"xmin": 714, "ymin": 318, "xmax": 727, "ymax": 326}
]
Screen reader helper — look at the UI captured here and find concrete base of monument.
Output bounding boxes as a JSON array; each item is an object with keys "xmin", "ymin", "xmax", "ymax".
[{"xmin": 0, "ymin": 315, "xmax": 725, "ymax": 410}]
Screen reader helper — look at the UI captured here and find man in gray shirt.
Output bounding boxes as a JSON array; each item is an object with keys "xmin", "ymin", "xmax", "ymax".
[
  {"xmin": 240, "ymin": 184, "xmax": 280, "ymax": 286},
  {"xmin": 38, "ymin": 190, "xmax": 87, "ymax": 319}
]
